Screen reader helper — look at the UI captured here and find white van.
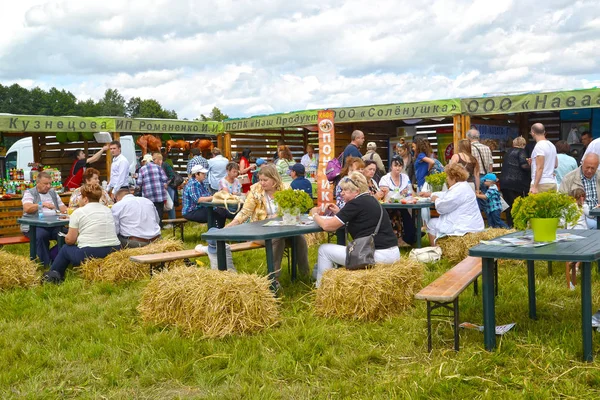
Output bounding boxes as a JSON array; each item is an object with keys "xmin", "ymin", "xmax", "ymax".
[{"xmin": 4, "ymin": 135, "xmax": 137, "ymax": 179}]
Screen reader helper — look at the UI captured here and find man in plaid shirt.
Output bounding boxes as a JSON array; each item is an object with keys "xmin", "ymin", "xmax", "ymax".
[
  {"xmin": 468, "ymin": 128, "xmax": 494, "ymax": 176},
  {"xmin": 187, "ymin": 148, "xmax": 209, "ymax": 177},
  {"xmin": 476, "ymin": 173, "xmax": 508, "ymax": 228},
  {"xmin": 137, "ymin": 153, "xmax": 168, "ymax": 227}
]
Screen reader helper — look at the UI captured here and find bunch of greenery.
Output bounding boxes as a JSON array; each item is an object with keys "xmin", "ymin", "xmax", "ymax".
[
  {"xmin": 425, "ymin": 172, "xmax": 447, "ymax": 191},
  {"xmin": 511, "ymin": 191, "xmax": 581, "ymax": 230},
  {"xmin": 274, "ymin": 189, "xmax": 314, "ymax": 214}
]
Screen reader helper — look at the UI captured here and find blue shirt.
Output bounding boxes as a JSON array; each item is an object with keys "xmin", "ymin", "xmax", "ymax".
[
  {"xmin": 414, "ymin": 152, "xmax": 429, "ymax": 188},
  {"xmin": 182, "ymin": 178, "xmax": 211, "ymax": 215},
  {"xmin": 342, "ymin": 144, "xmax": 362, "ymax": 165},
  {"xmin": 291, "ymin": 177, "xmax": 313, "ymax": 196},
  {"xmin": 555, "ymin": 153, "xmax": 578, "ymax": 185}
]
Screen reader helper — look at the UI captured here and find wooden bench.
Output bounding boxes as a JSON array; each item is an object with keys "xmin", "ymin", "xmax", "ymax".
[
  {"xmin": 415, "ymin": 256, "xmax": 485, "ymax": 352},
  {"xmin": 0, "ymin": 235, "xmax": 30, "ymax": 249},
  {"xmin": 162, "ymin": 218, "xmax": 189, "ymax": 241},
  {"xmin": 130, "ymin": 241, "xmax": 265, "ymax": 273}
]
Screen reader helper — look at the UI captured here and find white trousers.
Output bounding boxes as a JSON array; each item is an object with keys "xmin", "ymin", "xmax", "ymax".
[{"xmin": 315, "ymin": 244, "xmax": 400, "ymax": 287}]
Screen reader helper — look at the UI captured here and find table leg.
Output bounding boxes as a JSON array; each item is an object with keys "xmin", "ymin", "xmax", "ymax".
[
  {"xmin": 482, "ymin": 257, "xmax": 496, "ymax": 351},
  {"xmin": 581, "ymin": 262, "xmax": 593, "ymax": 362},
  {"xmin": 216, "ymin": 240, "xmax": 227, "ymax": 271},
  {"xmin": 265, "ymin": 239, "xmax": 277, "ymax": 292},
  {"xmin": 29, "ymin": 227, "xmax": 37, "ymax": 261},
  {"xmin": 207, "ymin": 208, "xmax": 215, "ymax": 229},
  {"xmin": 596, "ymin": 216, "xmax": 599, "ymax": 229},
  {"xmin": 527, "ymin": 260, "xmax": 537, "ymax": 320},
  {"xmin": 290, "ymin": 236, "xmax": 297, "ymax": 282},
  {"xmin": 415, "ymin": 209, "xmax": 422, "ymax": 248}
]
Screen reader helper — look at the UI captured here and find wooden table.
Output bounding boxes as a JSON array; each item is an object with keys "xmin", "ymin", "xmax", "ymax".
[
  {"xmin": 469, "ymin": 229, "xmax": 600, "ymax": 362},
  {"xmin": 381, "ymin": 201, "xmax": 433, "ymax": 248},
  {"xmin": 17, "ymin": 215, "xmax": 69, "ymax": 261},
  {"xmin": 202, "ymin": 217, "xmax": 322, "ymax": 290}
]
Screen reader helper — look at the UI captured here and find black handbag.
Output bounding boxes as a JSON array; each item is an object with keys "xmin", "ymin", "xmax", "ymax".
[
  {"xmin": 345, "ymin": 203, "xmax": 384, "ymax": 270},
  {"xmin": 169, "ymin": 171, "xmax": 184, "ymax": 188}
]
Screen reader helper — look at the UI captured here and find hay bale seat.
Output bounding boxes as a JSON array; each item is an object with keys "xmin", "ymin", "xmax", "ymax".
[
  {"xmin": 0, "ymin": 251, "xmax": 39, "ymax": 290},
  {"xmin": 78, "ymin": 238, "xmax": 185, "ymax": 283},
  {"xmin": 415, "ymin": 256, "xmax": 483, "ymax": 352},
  {"xmin": 314, "ymin": 258, "xmax": 424, "ymax": 321},
  {"xmin": 436, "ymin": 229, "xmax": 514, "ymax": 264},
  {"xmin": 138, "ymin": 266, "xmax": 280, "ymax": 337}
]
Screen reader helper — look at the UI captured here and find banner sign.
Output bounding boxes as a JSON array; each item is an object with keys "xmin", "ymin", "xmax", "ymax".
[
  {"xmin": 317, "ymin": 110, "xmax": 335, "ymax": 210},
  {"xmin": 473, "ymin": 124, "xmax": 519, "ymax": 151},
  {"xmin": 0, "ymin": 115, "xmax": 220, "ymax": 135},
  {"xmin": 462, "ymin": 88, "xmax": 600, "ymax": 116},
  {"xmin": 223, "ymin": 99, "xmax": 461, "ymax": 131},
  {"xmin": 435, "ymin": 131, "xmax": 454, "ymax": 165}
]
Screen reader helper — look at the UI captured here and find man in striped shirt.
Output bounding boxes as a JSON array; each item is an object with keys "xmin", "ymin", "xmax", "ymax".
[
  {"xmin": 467, "ymin": 128, "xmax": 494, "ymax": 176},
  {"xmin": 137, "ymin": 153, "xmax": 168, "ymax": 227}
]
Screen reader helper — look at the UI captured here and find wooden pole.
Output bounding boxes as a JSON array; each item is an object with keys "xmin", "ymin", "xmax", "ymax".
[
  {"xmin": 106, "ymin": 132, "xmax": 120, "ymax": 180},
  {"xmin": 31, "ymin": 134, "xmax": 41, "ymax": 164},
  {"xmin": 224, "ymin": 133, "xmax": 231, "ymax": 159}
]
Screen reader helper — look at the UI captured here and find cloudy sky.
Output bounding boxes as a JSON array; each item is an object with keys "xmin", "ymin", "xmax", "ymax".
[{"xmin": 1, "ymin": 0, "xmax": 599, "ymax": 119}]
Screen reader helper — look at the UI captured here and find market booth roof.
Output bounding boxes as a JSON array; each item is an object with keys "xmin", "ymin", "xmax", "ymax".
[
  {"xmin": 222, "ymin": 97, "xmax": 462, "ymax": 132},
  {"xmin": 0, "ymin": 115, "xmax": 221, "ymax": 135}
]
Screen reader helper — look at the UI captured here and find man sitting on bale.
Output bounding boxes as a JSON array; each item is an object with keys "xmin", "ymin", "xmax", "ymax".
[
  {"xmin": 290, "ymin": 163, "xmax": 313, "ymax": 196},
  {"xmin": 21, "ymin": 171, "xmax": 68, "ymax": 267},
  {"xmin": 111, "ymin": 187, "xmax": 161, "ymax": 248}
]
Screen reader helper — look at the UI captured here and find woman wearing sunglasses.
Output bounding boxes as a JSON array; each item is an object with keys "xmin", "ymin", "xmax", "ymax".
[{"xmin": 310, "ymin": 171, "xmax": 400, "ymax": 287}]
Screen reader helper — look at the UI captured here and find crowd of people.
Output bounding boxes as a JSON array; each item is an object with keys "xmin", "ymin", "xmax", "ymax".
[{"xmin": 21, "ymin": 123, "xmax": 600, "ymax": 289}]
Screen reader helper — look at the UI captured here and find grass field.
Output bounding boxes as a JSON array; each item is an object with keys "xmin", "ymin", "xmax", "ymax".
[{"xmin": 2, "ymin": 224, "xmax": 600, "ymax": 399}]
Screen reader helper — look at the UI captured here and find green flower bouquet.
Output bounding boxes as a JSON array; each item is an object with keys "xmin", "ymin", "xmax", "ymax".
[
  {"xmin": 425, "ymin": 172, "xmax": 447, "ymax": 192},
  {"xmin": 511, "ymin": 191, "xmax": 581, "ymax": 231},
  {"xmin": 274, "ymin": 189, "xmax": 314, "ymax": 224}
]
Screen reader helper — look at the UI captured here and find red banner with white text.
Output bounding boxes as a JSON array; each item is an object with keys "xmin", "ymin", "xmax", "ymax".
[{"xmin": 317, "ymin": 110, "xmax": 335, "ymax": 211}]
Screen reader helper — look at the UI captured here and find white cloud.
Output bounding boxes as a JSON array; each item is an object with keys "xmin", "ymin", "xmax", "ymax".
[{"xmin": 0, "ymin": 0, "xmax": 599, "ymax": 119}]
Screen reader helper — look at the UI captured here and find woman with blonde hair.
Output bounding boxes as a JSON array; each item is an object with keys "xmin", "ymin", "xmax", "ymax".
[
  {"xmin": 449, "ymin": 139, "xmax": 480, "ymax": 192},
  {"xmin": 310, "ymin": 171, "xmax": 400, "ymax": 287},
  {"xmin": 226, "ymin": 164, "xmax": 309, "ymax": 286},
  {"xmin": 422, "ymin": 163, "xmax": 484, "ymax": 245}
]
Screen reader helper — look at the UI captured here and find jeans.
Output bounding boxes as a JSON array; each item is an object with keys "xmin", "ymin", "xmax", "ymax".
[
  {"xmin": 24, "ymin": 226, "xmax": 61, "ymax": 267},
  {"xmin": 166, "ymin": 186, "xmax": 176, "ymax": 220},
  {"xmin": 153, "ymin": 201, "xmax": 165, "ymax": 228},
  {"xmin": 50, "ymin": 244, "xmax": 119, "ymax": 278},
  {"xmin": 184, "ymin": 207, "xmax": 210, "ymax": 223},
  {"xmin": 487, "ymin": 210, "xmax": 509, "ymax": 229},
  {"xmin": 315, "ymin": 244, "xmax": 400, "ymax": 287}
]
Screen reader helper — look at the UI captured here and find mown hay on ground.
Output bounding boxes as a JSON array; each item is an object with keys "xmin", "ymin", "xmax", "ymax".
[
  {"xmin": 314, "ymin": 257, "xmax": 424, "ymax": 321},
  {"xmin": 138, "ymin": 266, "xmax": 280, "ymax": 337},
  {"xmin": 0, "ymin": 251, "xmax": 39, "ymax": 290},
  {"xmin": 78, "ymin": 238, "xmax": 185, "ymax": 283},
  {"xmin": 437, "ymin": 228, "xmax": 515, "ymax": 264}
]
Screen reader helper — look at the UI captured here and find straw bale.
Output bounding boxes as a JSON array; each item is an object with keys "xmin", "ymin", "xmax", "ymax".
[
  {"xmin": 138, "ymin": 266, "xmax": 280, "ymax": 337},
  {"xmin": 78, "ymin": 238, "xmax": 185, "ymax": 283},
  {"xmin": 305, "ymin": 232, "xmax": 329, "ymax": 248},
  {"xmin": 437, "ymin": 229, "xmax": 515, "ymax": 264},
  {"xmin": 0, "ymin": 251, "xmax": 40, "ymax": 290},
  {"xmin": 314, "ymin": 257, "xmax": 423, "ymax": 321}
]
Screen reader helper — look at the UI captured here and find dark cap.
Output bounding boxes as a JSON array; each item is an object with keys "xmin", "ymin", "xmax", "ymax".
[{"xmin": 291, "ymin": 163, "xmax": 305, "ymax": 174}]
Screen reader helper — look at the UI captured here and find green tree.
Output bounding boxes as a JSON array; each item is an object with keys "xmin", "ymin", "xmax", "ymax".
[
  {"xmin": 98, "ymin": 88, "xmax": 126, "ymax": 116},
  {"xmin": 199, "ymin": 106, "xmax": 228, "ymax": 121},
  {"xmin": 125, "ymin": 96, "xmax": 142, "ymax": 118},
  {"xmin": 46, "ymin": 87, "xmax": 77, "ymax": 116},
  {"xmin": 75, "ymin": 99, "xmax": 102, "ymax": 117}
]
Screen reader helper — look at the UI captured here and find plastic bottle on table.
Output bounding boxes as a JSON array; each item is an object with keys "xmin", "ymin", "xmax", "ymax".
[{"xmin": 38, "ymin": 201, "xmax": 44, "ymax": 219}]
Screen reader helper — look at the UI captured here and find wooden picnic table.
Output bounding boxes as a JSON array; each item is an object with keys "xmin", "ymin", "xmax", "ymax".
[
  {"xmin": 381, "ymin": 201, "xmax": 433, "ymax": 248},
  {"xmin": 469, "ymin": 229, "xmax": 600, "ymax": 362},
  {"xmin": 17, "ymin": 215, "xmax": 69, "ymax": 260},
  {"xmin": 201, "ymin": 217, "xmax": 322, "ymax": 290}
]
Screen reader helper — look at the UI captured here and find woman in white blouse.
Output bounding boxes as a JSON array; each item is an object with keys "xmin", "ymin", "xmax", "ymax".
[
  {"xmin": 378, "ymin": 156, "xmax": 416, "ymax": 247},
  {"xmin": 422, "ymin": 163, "xmax": 484, "ymax": 245}
]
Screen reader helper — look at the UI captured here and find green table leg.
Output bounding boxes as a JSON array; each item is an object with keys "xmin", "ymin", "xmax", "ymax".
[
  {"xmin": 581, "ymin": 262, "xmax": 593, "ymax": 362},
  {"xmin": 482, "ymin": 257, "xmax": 496, "ymax": 351},
  {"xmin": 265, "ymin": 239, "xmax": 277, "ymax": 292},
  {"xmin": 415, "ymin": 209, "xmax": 422, "ymax": 248},
  {"xmin": 216, "ymin": 241, "xmax": 227, "ymax": 271},
  {"xmin": 29, "ymin": 228, "xmax": 37, "ymax": 261},
  {"xmin": 290, "ymin": 236, "xmax": 297, "ymax": 282},
  {"xmin": 527, "ymin": 260, "xmax": 537, "ymax": 320},
  {"xmin": 207, "ymin": 208, "xmax": 215, "ymax": 229}
]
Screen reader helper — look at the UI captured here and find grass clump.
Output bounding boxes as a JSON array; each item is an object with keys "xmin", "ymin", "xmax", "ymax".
[
  {"xmin": 78, "ymin": 238, "xmax": 184, "ymax": 283},
  {"xmin": 314, "ymin": 257, "xmax": 424, "ymax": 321},
  {"xmin": 0, "ymin": 251, "xmax": 39, "ymax": 290},
  {"xmin": 138, "ymin": 266, "xmax": 280, "ymax": 337}
]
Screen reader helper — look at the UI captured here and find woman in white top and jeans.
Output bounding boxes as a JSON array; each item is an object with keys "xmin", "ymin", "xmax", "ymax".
[{"xmin": 44, "ymin": 184, "xmax": 120, "ymax": 283}]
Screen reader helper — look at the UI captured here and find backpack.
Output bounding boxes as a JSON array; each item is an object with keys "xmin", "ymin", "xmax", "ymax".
[
  {"xmin": 169, "ymin": 171, "xmax": 184, "ymax": 188},
  {"xmin": 429, "ymin": 159, "xmax": 444, "ymax": 175},
  {"xmin": 326, "ymin": 153, "xmax": 344, "ymax": 181}
]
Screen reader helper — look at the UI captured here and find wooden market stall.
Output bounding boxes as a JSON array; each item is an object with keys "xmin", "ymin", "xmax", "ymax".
[{"xmin": 0, "ymin": 115, "xmax": 221, "ymax": 236}]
